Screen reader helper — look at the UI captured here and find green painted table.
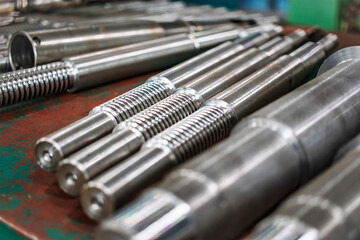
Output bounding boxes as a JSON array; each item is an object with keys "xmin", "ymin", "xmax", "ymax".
[{"xmin": 0, "ymin": 27, "xmax": 359, "ymax": 240}]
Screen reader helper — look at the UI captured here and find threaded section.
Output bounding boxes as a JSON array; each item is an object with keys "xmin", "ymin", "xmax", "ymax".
[
  {"xmin": 0, "ymin": 62, "xmax": 73, "ymax": 106},
  {"xmin": 122, "ymin": 92, "xmax": 201, "ymax": 140},
  {"xmin": 92, "ymin": 81, "xmax": 172, "ymax": 123},
  {"xmin": 148, "ymin": 105, "xmax": 234, "ymax": 163}
]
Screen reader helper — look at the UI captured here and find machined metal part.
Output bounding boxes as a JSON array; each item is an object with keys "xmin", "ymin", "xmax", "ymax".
[
  {"xmin": 15, "ymin": 0, "xmax": 83, "ymax": 12},
  {"xmin": 9, "ymin": 19, "xmax": 241, "ymax": 69},
  {"xmin": 34, "ymin": 25, "xmax": 282, "ymax": 172},
  {"xmin": 80, "ymin": 34, "xmax": 335, "ymax": 221},
  {"xmin": 1, "ymin": 26, "xmax": 240, "ymax": 107},
  {"xmin": 56, "ymin": 29, "xmax": 299, "ymax": 197},
  {"xmin": 251, "ymin": 134, "xmax": 360, "ymax": 240},
  {"xmin": 249, "ymin": 47, "xmax": 360, "ymax": 240},
  {"xmin": 95, "ymin": 45, "xmax": 360, "ymax": 240}
]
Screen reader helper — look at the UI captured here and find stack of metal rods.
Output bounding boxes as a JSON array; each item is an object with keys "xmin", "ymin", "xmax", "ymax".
[
  {"xmin": 5, "ymin": 2, "xmax": 359, "ymax": 239},
  {"xmin": 96, "ymin": 46, "xmax": 360, "ymax": 240},
  {"xmin": 32, "ymin": 26, "xmax": 342, "ymax": 225},
  {"xmin": 0, "ymin": 0, "xmax": 278, "ymax": 72}
]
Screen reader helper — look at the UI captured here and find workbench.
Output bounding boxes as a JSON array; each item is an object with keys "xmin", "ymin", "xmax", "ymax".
[{"xmin": 0, "ymin": 27, "xmax": 359, "ymax": 240}]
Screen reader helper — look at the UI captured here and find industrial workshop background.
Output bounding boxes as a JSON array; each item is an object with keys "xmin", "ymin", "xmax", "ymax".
[{"xmin": 1, "ymin": 0, "xmax": 360, "ymax": 240}]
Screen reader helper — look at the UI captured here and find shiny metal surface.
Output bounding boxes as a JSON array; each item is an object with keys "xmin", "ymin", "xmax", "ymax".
[
  {"xmin": 251, "ymin": 132, "xmax": 360, "ymax": 240},
  {"xmin": 9, "ymin": 20, "xmax": 166, "ymax": 69},
  {"xmin": 317, "ymin": 46, "xmax": 360, "ymax": 75},
  {"xmin": 56, "ymin": 28, "xmax": 288, "ymax": 196},
  {"xmin": 35, "ymin": 25, "xmax": 280, "ymax": 172},
  {"xmin": 96, "ymin": 46, "xmax": 360, "ymax": 240},
  {"xmin": 1, "ymin": 26, "xmax": 239, "ymax": 107},
  {"xmin": 56, "ymin": 29, "xmax": 294, "ymax": 198},
  {"xmin": 79, "ymin": 31, "xmax": 314, "ymax": 221},
  {"xmin": 9, "ymin": 20, "xmax": 238, "ymax": 69},
  {"xmin": 15, "ymin": 0, "xmax": 83, "ymax": 12}
]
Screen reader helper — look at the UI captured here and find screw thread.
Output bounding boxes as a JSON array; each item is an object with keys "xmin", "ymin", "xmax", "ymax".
[
  {"xmin": 0, "ymin": 62, "xmax": 73, "ymax": 105},
  {"xmin": 147, "ymin": 105, "xmax": 234, "ymax": 163},
  {"xmin": 91, "ymin": 81, "xmax": 172, "ymax": 123},
  {"xmin": 121, "ymin": 92, "xmax": 201, "ymax": 140}
]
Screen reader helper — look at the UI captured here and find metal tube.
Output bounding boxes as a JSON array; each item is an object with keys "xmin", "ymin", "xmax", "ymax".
[
  {"xmin": 80, "ymin": 34, "xmax": 334, "ymax": 221},
  {"xmin": 34, "ymin": 25, "xmax": 281, "ymax": 172},
  {"xmin": 9, "ymin": 20, "xmax": 239, "ymax": 69},
  {"xmin": 251, "ymin": 134, "xmax": 360, "ymax": 240},
  {"xmin": 57, "ymin": 30, "xmax": 305, "ymax": 199},
  {"xmin": 96, "ymin": 46, "xmax": 360, "ymax": 240},
  {"xmin": 1, "ymin": 26, "xmax": 239, "ymax": 106}
]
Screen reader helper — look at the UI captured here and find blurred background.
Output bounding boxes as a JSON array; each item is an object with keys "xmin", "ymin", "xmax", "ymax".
[{"xmin": 182, "ymin": 0, "xmax": 360, "ymax": 32}]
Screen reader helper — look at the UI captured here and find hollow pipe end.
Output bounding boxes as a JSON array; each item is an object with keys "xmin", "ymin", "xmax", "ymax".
[
  {"xmin": 81, "ymin": 181, "xmax": 114, "ymax": 222},
  {"xmin": 9, "ymin": 31, "xmax": 37, "ymax": 70},
  {"xmin": 35, "ymin": 137, "xmax": 63, "ymax": 172},
  {"xmin": 56, "ymin": 159, "xmax": 87, "ymax": 196},
  {"xmin": 317, "ymin": 46, "xmax": 360, "ymax": 76}
]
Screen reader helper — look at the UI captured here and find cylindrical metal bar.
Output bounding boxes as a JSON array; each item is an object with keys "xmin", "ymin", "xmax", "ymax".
[
  {"xmin": 15, "ymin": 0, "xmax": 83, "ymax": 12},
  {"xmin": 57, "ymin": 30, "xmax": 302, "ymax": 198},
  {"xmin": 81, "ymin": 34, "xmax": 334, "ymax": 221},
  {"xmin": 251, "ymin": 133, "xmax": 360, "ymax": 240},
  {"xmin": 34, "ymin": 25, "xmax": 281, "ymax": 172},
  {"xmin": 9, "ymin": 20, "xmax": 239, "ymax": 69},
  {"xmin": 96, "ymin": 46, "xmax": 360, "ymax": 240},
  {"xmin": 1, "ymin": 26, "xmax": 239, "ymax": 107}
]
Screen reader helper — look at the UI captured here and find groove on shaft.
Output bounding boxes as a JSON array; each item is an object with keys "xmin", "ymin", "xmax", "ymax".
[
  {"xmin": 147, "ymin": 105, "xmax": 234, "ymax": 163},
  {"xmin": 121, "ymin": 92, "xmax": 201, "ymax": 140},
  {"xmin": 0, "ymin": 62, "xmax": 73, "ymax": 106},
  {"xmin": 91, "ymin": 81, "xmax": 172, "ymax": 123}
]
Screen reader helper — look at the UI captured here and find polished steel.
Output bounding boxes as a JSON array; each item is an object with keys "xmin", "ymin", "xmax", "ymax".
[
  {"xmin": 9, "ymin": 19, "xmax": 238, "ymax": 69},
  {"xmin": 15, "ymin": 0, "xmax": 83, "ymax": 12},
  {"xmin": 57, "ymin": 29, "xmax": 299, "ymax": 198},
  {"xmin": 35, "ymin": 25, "xmax": 281, "ymax": 172},
  {"xmin": 1, "ymin": 26, "xmax": 240, "ymax": 107},
  {"xmin": 96, "ymin": 46, "xmax": 360, "ymax": 240},
  {"xmin": 250, "ymin": 47, "xmax": 360, "ymax": 240},
  {"xmin": 251, "ymin": 133, "xmax": 360, "ymax": 240},
  {"xmin": 81, "ymin": 34, "xmax": 335, "ymax": 221}
]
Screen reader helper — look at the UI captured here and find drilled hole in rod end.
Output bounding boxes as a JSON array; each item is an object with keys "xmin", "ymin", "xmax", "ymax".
[
  {"xmin": 81, "ymin": 182, "xmax": 114, "ymax": 222},
  {"xmin": 35, "ymin": 138, "xmax": 63, "ymax": 172},
  {"xmin": 56, "ymin": 161, "xmax": 87, "ymax": 196},
  {"xmin": 9, "ymin": 31, "xmax": 37, "ymax": 70}
]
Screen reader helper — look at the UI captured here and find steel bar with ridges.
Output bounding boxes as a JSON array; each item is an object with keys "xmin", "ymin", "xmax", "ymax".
[
  {"xmin": 80, "ymin": 34, "xmax": 336, "ymax": 221},
  {"xmin": 56, "ymin": 29, "xmax": 303, "ymax": 198},
  {"xmin": 34, "ymin": 25, "xmax": 281, "ymax": 172},
  {"xmin": 95, "ymin": 45, "xmax": 360, "ymax": 240}
]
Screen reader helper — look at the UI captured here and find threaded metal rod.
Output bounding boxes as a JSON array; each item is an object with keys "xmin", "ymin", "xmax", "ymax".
[
  {"xmin": 91, "ymin": 81, "xmax": 173, "ymax": 122},
  {"xmin": 57, "ymin": 91, "xmax": 201, "ymax": 196},
  {"xmin": 81, "ymin": 104, "xmax": 234, "ymax": 220},
  {"xmin": 0, "ymin": 62, "xmax": 74, "ymax": 105},
  {"xmin": 84, "ymin": 34, "xmax": 337, "ymax": 222},
  {"xmin": 36, "ymin": 26, "xmax": 281, "ymax": 172},
  {"xmin": 56, "ymin": 30, "xmax": 305, "ymax": 199}
]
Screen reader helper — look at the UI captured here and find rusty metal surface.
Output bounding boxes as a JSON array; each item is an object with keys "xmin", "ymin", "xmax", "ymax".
[{"xmin": 0, "ymin": 26, "xmax": 356, "ymax": 239}]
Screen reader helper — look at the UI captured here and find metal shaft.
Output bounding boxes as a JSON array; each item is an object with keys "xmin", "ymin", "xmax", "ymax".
[
  {"xmin": 251, "ymin": 134, "xmax": 360, "ymax": 240},
  {"xmin": 250, "ymin": 48, "xmax": 360, "ymax": 240},
  {"xmin": 96, "ymin": 46, "xmax": 360, "ymax": 240},
  {"xmin": 9, "ymin": 19, "xmax": 239, "ymax": 69},
  {"xmin": 56, "ymin": 30, "xmax": 302, "ymax": 198},
  {"xmin": 1, "ymin": 26, "xmax": 246, "ymax": 107},
  {"xmin": 34, "ymin": 25, "xmax": 281, "ymax": 172},
  {"xmin": 80, "ymin": 34, "xmax": 334, "ymax": 221}
]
